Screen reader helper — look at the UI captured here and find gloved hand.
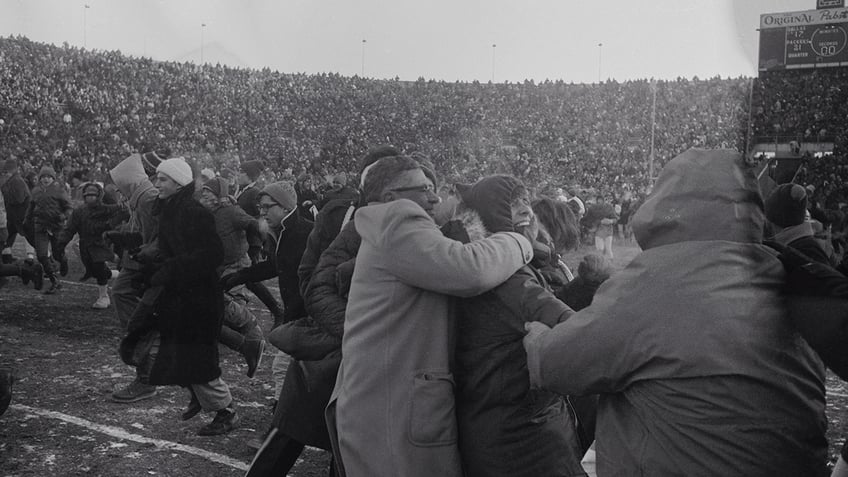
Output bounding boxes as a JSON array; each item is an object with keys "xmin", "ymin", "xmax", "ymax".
[
  {"xmin": 248, "ymin": 246, "xmax": 263, "ymax": 265},
  {"xmin": 220, "ymin": 271, "xmax": 246, "ymax": 290},
  {"xmin": 523, "ymin": 321, "xmax": 553, "ymax": 389}
]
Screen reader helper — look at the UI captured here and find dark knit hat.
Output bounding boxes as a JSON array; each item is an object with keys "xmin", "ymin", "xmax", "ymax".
[
  {"xmin": 39, "ymin": 165, "xmax": 57, "ymax": 179},
  {"xmin": 202, "ymin": 177, "xmax": 230, "ymax": 200},
  {"xmin": 141, "ymin": 151, "xmax": 164, "ymax": 177},
  {"xmin": 241, "ymin": 160, "xmax": 265, "ymax": 180},
  {"xmin": 456, "ymin": 175, "xmax": 525, "ymax": 234},
  {"xmin": 259, "ymin": 181, "xmax": 298, "ymax": 212},
  {"xmin": 765, "ymin": 183, "xmax": 808, "ymax": 228},
  {"xmin": 1, "ymin": 159, "xmax": 18, "ymax": 174}
]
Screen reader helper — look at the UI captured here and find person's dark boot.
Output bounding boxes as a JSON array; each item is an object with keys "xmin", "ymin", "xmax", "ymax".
[
  {"xmin": 242, "ymin": 338, "xmax": 265, "ymax": 379},
  {"xmin": 181, "ymin": 388, "xmax": 202, "ymax": 421},
  {"xmin": 59, "ymin": 256, "xmax": 69, "ymax": 277},
  {"xmin": 110, "ymin": 378, "xmax": 157, "ymax": 403},
  {"xmin": 21, "ymin": 261, "xmax": 44, "ymax": 291},
  {"xmin": 20, "ymin": 259, "xmax": 35, "ymax": 285},
  {"xmin": 197, "ymin": 407, "xmax": 238, "ymax": 436},
  {"xmin": 44, "ymin": 275, "xmax": 61, "ymax": 295},
  {"xmin": 0, "ymin": 368, "xmax": 15, "ymax": 416}
]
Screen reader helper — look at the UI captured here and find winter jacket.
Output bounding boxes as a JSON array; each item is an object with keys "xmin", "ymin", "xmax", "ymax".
[
  {"xmin": 304, "ymin": 219, "xmax": 360, "ymax": 340},
  {"xmin": 524, "ymin": 149, "xmax": 828, "ymax": 477},
  {"xmin": 261, "ymin": 217, "xmax": 359, "ymax": 450},
  {"xmin": 27, "ymin": 181, "xmax": 71, "ymax": 233},
  {"xmin": 297, "ymin": 197, "xmax": 357, "ymax": 298},
  {"xmin": 770, "ymin": 242, "xmax": 848, "ymax": 381},
  {"xmin": 57, "ymin": 183, "xmax": 127, "ymax": 264},
  {"xmin": 237, "ymin": 210, "xmax": 313, "ymax": 324},
  {"xmin": 330, "ymin": 198, "xmax": 533, "ymax": 477},
  {"xmin": 451, "ymin": 205, "xmax": 585, "ymax": 477},
  {"xmin": 146, "ymin": 185, "xmax": 225, "ymax": 385},
  {"xmin": 319, "ymin": 185, "xmax": 358, "ymax": 209},
  {"xmin": 110, "ymin": 154, "xmax": 159, "ymax": 271},
  {"xmin": 0, "ymin": 172, "xmax": 30, "ymax": 228},
  {"xmin": 772, "ymin": 221, "xmax": 833, "ymax": 267},
  {"xmin": 236, "ymin": 182, "xmax": 261, "ymax": 217},
  {"xmin": 208, "ymin": 202, "xmax": 262, "ymax": 270}
]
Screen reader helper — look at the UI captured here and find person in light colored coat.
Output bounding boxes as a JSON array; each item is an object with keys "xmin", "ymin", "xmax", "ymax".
[{"xmin": 327, "ymin": 155, "xmax": 534, "ymax": 477}]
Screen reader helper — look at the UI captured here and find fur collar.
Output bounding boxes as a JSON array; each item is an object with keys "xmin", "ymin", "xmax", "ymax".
[{"xmin": 451, "ymin": 206, "xmax": 490, "ymax": 242}]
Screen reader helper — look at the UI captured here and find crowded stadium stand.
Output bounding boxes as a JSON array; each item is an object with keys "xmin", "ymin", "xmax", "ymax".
[{"xmin": 1, "ymin": 36, "xmax": 749, "ymax": 201}]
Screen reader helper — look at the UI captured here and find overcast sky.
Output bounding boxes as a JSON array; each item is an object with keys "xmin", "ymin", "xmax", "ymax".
[{"xmin": 0, "ymin": 0, "xmax": 818, "ymax": 83}]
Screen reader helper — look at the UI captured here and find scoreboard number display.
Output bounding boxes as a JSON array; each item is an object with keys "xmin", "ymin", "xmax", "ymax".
[{"xmin": 759, "ymin": 7, "xmax": 848, "ymax": 70}]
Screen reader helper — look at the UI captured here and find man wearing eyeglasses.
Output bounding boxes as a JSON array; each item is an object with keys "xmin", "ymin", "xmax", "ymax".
[
  {"xmin": 221, "ymin": 181, "xmax": 312, "ymax": 331},
  {"xmin": 327, "ymin": 155, "xmax": 535, "ymax": 477}
]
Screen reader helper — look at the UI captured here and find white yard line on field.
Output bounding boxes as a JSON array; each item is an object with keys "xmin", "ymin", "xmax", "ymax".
[{"xmin": 10, "ymin": 403, "xmax": 250, "ymax": 471}]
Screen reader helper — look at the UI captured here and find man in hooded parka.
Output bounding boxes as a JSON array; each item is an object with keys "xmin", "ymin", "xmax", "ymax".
[{"xmin": 524, "ymin": 149, "xmax": 828, "ymax": 476}]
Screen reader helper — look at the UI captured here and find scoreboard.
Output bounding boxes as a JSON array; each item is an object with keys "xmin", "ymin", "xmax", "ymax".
[{"xmin": 759, "ymin": 7, "xmax": 848, "ymax": 71}]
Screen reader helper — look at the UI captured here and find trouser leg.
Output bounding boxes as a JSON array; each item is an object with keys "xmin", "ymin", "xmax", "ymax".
[
  {"xmin": 246, "ymin": 281, "xmax": 285, "ymax": 326},
  {"xmin": 34, "ymin": 231, "xmax": 54, "ymax": 277},
  {"xmin": 112, "ymin": 269, "xmax": 143, "ymax": 329},
  {"xmin": 190, "ymin": 377, "xmax": 233, "ymax": 412},
  {"xmin": 244, "ymin": 427, "xmax": 306, "ymax": 477}
]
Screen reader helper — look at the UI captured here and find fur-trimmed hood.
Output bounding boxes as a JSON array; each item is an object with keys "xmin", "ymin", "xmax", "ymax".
[
  {"xmin": 442, "ymin": 205, "xmax": 489, "ymax": 244},
  {"xmin": 446, "ymin": 202, "xmax": 556, "ymax": 271}
]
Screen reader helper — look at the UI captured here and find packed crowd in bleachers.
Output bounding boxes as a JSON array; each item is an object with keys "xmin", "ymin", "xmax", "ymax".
[
  {"xmin": 753, "ymin": 68, "xmax": 848, "ymax": 209},
  {"xmin": 1, "ymin": 36, "xmax": 750, "ymax": 202}
]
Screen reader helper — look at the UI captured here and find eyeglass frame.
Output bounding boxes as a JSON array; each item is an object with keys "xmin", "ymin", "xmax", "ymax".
[
  {"xmin": 388, "ymin": 183, "xmax": 436, "ymax": 194},
  {"xmin": 257, "ymin": 201, "xmax": 292, "ymax": 213}
]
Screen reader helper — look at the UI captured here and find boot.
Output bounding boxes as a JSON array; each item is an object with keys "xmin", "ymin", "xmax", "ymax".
[
  {"xmin": 92, "ymin": 285, "xmax": 110, "ymax": 309},
  {"xmin": 0, "ymin": 368, "xmax": 14, "ymax": 417},
  {"xmin": 22, "ymin": 261, "xmax": 44, "ymax": 291},
  {"xmin": 181, "ymin": 388, "xmax": 202, "ymax": 421},
  {"xmin": 197, "ymin": 406, "xmax": 238, "ymax": 436},
  {"xmin": 19, "ymin": 259, "xmax": 35, "ymax": 286},
  {"xmin": 58, "ymin": 255, "xmax": 69, "ymax": 277},
  {"xmin": 44, "ymin": 276, "xmax": 61, "ymax": 295},
  {"xmin": 242, "ymin": 338, "xmax": 265, "ymax": 379}
]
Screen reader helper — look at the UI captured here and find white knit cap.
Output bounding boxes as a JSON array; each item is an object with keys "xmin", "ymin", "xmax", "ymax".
[{"xmin": 156, "ymin": 157, "xmax": 193, "ymax": 186}]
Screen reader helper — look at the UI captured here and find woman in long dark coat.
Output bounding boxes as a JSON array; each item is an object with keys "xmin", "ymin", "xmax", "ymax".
[{"xmin": 125, "ymin": 157, "xmax": 236, "ymax": 436}]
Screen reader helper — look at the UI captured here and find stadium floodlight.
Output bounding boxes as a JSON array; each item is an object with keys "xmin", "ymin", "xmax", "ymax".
[
  {"xmin": 201, "ymin": 23, "xmax": 207, "ymax": 64},
  {"xmin": 84, "ymin": 4, "xmax": 90, "ymax": 48},
  {"xmin": 492, "ymin": 44, "xmax": 496, "ymax": 82},
  {"xmin": 362, "ymin": 39, "xmax": 367, "ymax": 77},
  {"xmin": 597, "ymin": 43, "xmax": 603, "ymax": 83}
]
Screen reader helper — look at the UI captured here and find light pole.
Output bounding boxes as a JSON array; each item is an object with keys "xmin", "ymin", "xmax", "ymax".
[
  {"xmin": 83, "ymin": 4, "xmax": 90, "ymax": 48},
  {"xmin": 491, "ymin": 43, "xmax": 496, "ymax": 82},
  {"xmin": 597, "ymin": 42, "xmax": 603, "ymax": 83},
  {"xmin": 361, "ymin": 39, "xmax": 366, "ymax": 77},
  {"xmin": 200, "ymin": 23, "xmax": 206, "ymax": 64}
]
